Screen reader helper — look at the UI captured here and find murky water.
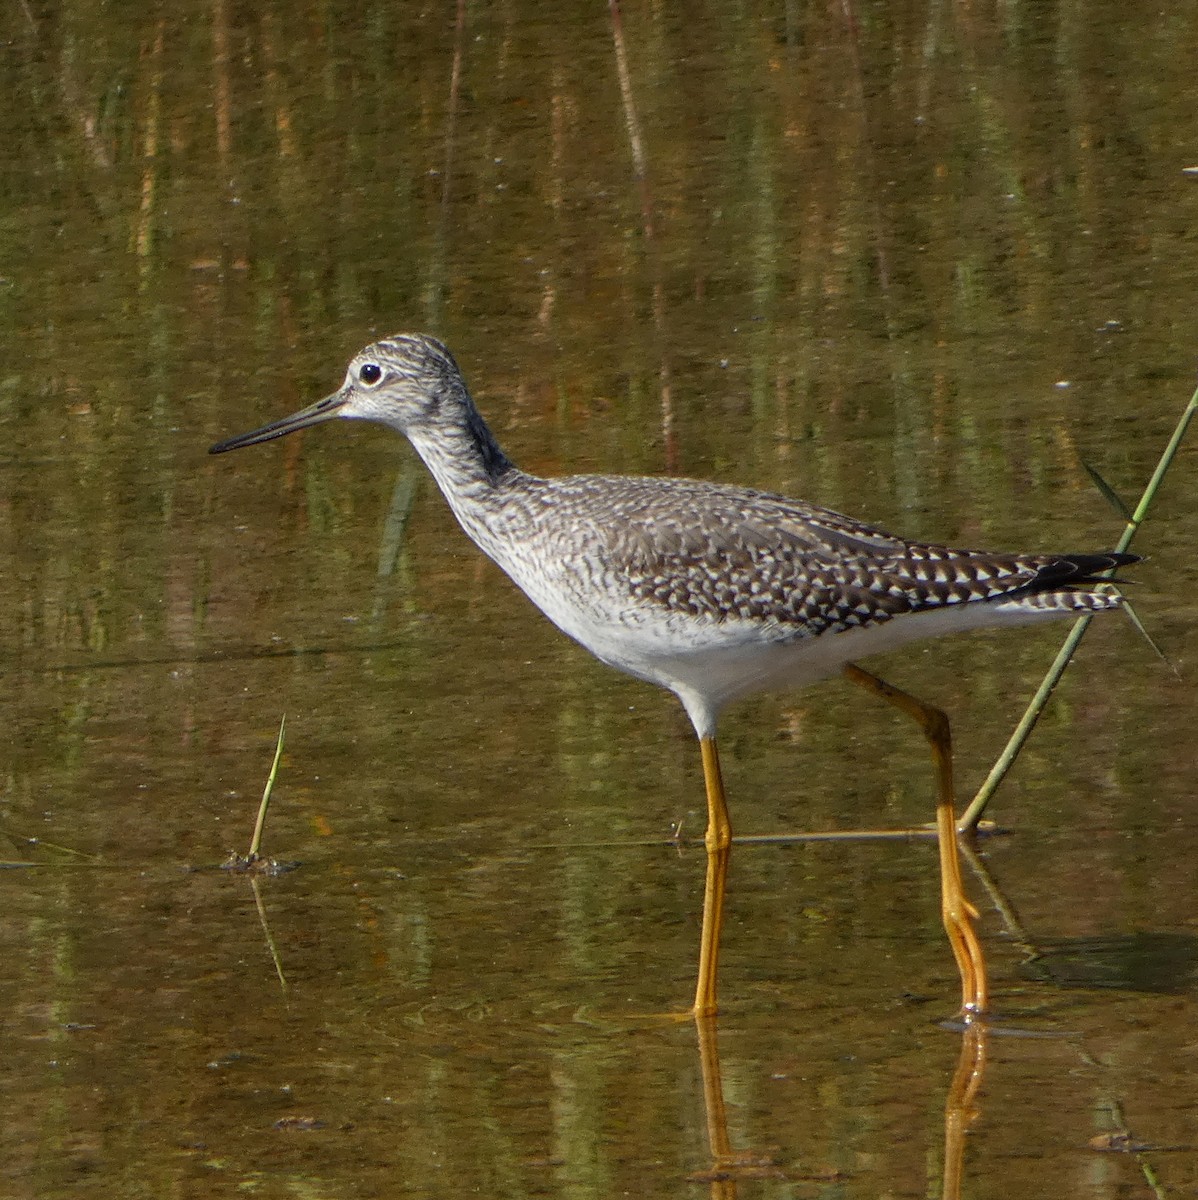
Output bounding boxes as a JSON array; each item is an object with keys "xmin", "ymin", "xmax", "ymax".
[{"xmin": 3, "ymin": 1, "xmax": 1197, "ymax": 1196}]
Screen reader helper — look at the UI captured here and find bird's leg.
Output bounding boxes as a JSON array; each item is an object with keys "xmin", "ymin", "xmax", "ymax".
[
  {"xmin": 842, "ymin": 663, "xmax": 988, "ymax": 1018},
  {"xmin": 694, "ymin": 736, "xmax": 732, "ymax": 1018}
]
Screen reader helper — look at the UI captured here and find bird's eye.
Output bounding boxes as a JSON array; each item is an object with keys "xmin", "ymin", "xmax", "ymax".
[{"xmin": 358, "ymin": 362, "xmax": 383, "ymax": 386}]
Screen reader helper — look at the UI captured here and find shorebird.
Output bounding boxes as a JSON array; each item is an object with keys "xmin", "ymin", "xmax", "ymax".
[{"xmin": 210, "ymin": 332, "xmax": 1136, "ymax": 1019}]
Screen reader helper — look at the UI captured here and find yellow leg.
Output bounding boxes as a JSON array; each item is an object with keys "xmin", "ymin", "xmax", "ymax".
[
  {"xmin": 842, "ymin": 663, "xmax": 989, "ymax": 1017},
  {"xmin": 694, "ymin": 736, "xmax": 732, "ymax": 1018}
]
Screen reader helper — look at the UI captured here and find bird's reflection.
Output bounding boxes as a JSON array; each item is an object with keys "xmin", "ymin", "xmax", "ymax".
[
  {"xmin": 694, "ymin": 1015, "xmax": 738, "ymax": 1199},
  {"xmin": 942, "ymin": 1023, "xmax": 987, "ymax": 1200},
  {"xmin": 689, "ymin": 1014, "xmax": 987, "ymax": 1199}
]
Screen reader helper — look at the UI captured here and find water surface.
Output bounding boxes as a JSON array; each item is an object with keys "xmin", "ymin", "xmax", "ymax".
[{"xmin": 3, "ymin": 1, "xmax": 1198, "ymax": 1196}]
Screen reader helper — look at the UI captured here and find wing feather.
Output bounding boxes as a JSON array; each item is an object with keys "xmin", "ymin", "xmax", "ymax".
[{"xmin": 541, "ymin": 474, "xmax": 1131, "ymax": 637}]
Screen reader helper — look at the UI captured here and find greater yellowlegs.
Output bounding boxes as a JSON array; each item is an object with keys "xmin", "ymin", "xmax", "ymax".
[{"xmin": 210, "ymin": 333, "xmax": 1137, "ymax": 1019}]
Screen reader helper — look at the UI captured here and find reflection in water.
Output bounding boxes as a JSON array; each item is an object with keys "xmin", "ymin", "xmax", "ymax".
[
  {"xmin": 966, "ymin": 838, "xmax": 1198, "ymax": 995},
  {"xmin": 694, "ymin": 1016, "xmax": 737, "ymax": 1196},
  {"xmin": 608, "ymin": 0, "xmax": 677, "ymax": 470},
  {"xmin": 692, "ymin": 1015, "xmax": 783, "ymax": 1195},
  {"xmin": 248, "ymin": 876, "xmax": 288, "ymax": 992},
  {"xmin": 4, "ymin": 0, "xmax": 1198, "ymax": 1193},
  {"xmin": 942, "ymin": 1024, "xmax": 987, "ymax": 1200},
  {"xmin": 1021, "ymin": 933, "xmax": 1198, "ymax": 995},
  {"xmin": 427, "ymin": 0, "xmax": 468, "ymax": 329},
  {"xmin": 690, "ymin": 1014, "xmax": 987, "ymax": 1199}
]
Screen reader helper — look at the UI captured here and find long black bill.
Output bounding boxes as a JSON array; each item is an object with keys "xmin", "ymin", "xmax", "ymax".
[{"xmin": 209, "ymin": 389, "xmax": 348, "ymax": 454}]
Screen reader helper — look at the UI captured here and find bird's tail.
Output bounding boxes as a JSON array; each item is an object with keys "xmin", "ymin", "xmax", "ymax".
[{"xmin": 999, "ymin": 550, "xmax": 1139, "ymax": 616}]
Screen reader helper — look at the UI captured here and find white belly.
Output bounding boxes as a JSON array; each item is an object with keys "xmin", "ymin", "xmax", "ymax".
[{"xmin": 497, "ymin": 550, "xmax": 1081, "ymax": 738}]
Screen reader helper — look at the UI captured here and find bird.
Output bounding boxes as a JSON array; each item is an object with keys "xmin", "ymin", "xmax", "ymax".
[{"xmin": 210, "ymin": 332, "xmax": 1137, "ymax": 1021}]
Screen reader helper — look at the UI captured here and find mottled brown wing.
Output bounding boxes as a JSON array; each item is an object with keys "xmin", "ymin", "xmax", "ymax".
[{"xmin": 578, "ymin": 475, "xmax": 1046, "ymax": 635}]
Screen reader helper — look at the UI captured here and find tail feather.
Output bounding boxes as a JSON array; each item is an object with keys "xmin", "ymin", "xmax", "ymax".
[
  {"xmin": 1001, "ymin": 550, "xmax": 1139, "ymax": 616},
  {"xmin": 1025, "ymin": 551, "xmax": 1140, "ymax": 592}
]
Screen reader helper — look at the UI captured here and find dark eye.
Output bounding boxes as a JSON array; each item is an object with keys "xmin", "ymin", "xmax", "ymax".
[{"xmin": 358, "ymin": 362, "xmax": 382, "ymax": 386}]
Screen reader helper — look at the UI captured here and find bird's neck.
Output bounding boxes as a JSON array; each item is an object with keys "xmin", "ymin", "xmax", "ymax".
[{"xmin": 405, "ymin": 384, "xmax": 521, "ymax": 510}]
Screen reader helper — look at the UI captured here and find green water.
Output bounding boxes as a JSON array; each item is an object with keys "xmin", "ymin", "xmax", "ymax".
[{"xmin": 2, "ymin": 1, "xmax": 1197, "ymax": 1196}]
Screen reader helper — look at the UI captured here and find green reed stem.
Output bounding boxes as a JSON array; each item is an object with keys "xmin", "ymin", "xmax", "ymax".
[
  {"xmin": 248, "ymin": 715, "xmax": 286, "ymax": 858},
  {"xmin": 959, "ymin": 380, "xmax": 1198, "ymax": 832}
]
